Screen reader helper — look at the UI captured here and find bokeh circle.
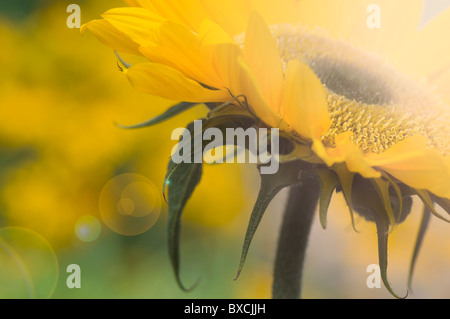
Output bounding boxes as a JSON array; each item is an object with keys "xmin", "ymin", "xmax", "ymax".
[
  {"xmin": 75, "ymin": 215, "xmax": 102, "ymax": 243},
  {"xmin": 99, "ymin": 173, "xmax": 161, "ymax": 236},
  {"xmin": 0, "ymin": 227, "xmax": 59, "ymax": 299}
]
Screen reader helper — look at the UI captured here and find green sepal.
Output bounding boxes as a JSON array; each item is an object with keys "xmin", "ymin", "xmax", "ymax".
[
  {"xmin": 235, "ymin": 161, "xmax": 311, "ymax": 280},
  {"xmin": 162, "ymin": 119, "xmax": 203, "ymax": 202},
  {"xmin": 408, "ymin": 193, "xmax": 449, "ymax": 291},
  {"xmin": 170, "ymin": 114, "xmax": 256, "ymax": 163},
  {"xmin": 408, "ymin": 206, "xmax": 431, "ymax": 292},
  {"xmin": 375, "ymin": 221, "xmax": 408, "ymax": 299},
  {"xmin": 117, "ymin": 102, "xmax": 198, "ymax": 130},
  {"xmin": 380, "ymin": 172, "xmax": 404, "ymax": 223},
  {"xmin": 115, "ymin": 51, "xmax": 132, "ymax": 69},
  {"xmin": 164, "ymin": 115, "xmax": 257, "ymax": 291},
  {"xmin": 430, "ymin": 195, "xmax": 450, "ymax": 216},
  {"xmin": 164, "ymin": 120, "xmax": 204, "ymax": 291},
  {"xmin": 349, "ymin": 176, "xmax": 407, "ymax": 298},
  {"xmin": 165, "ymin": 159, "xmax": 203, "ymax": 292},
  {"xmin": 163, "ymin": 113, "xmax": 256, "ymax": 201},
  {"xmin": 315, "ymin": 169, "xmax": 339, "ymax": 229},
  {"xmin": 207, "ymin": 102, "xmax": 256, "ymax": 120},
  {"xmin": 416, "ymin": 190, "xmax": 450, "ymax": 223},
  {"xmin": 333, "ymin": 164, "xmax": 359, "ymax": 232},
  {"xmin": 371, "ymin": 178, "xmax": 397, "ymax": 233}
]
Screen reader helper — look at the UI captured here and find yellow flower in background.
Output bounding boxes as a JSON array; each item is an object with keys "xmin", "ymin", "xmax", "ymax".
[
  {"xmin": 84, "ymin": 0, "xmax": 450, "ymax": 298},
  {"xmin": 0, "ymin": 1, "xmax": 249, "ymax": 270}
]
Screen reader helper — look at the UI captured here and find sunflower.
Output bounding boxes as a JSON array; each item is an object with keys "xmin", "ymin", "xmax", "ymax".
[{"xmin": 83, "ymin": 0, "xmax": 450, "ymax": 298}]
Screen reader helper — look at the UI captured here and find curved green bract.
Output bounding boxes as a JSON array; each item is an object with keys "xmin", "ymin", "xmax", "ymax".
[
  {"xmin": 375, "ymin": 221, "xmax": 408, "ymax": 299},
  {"xmin": 408, "ymin": 207, "xmax": 431, "ymax": 292},
  {"xmin": 117, "ymin": 102, "xmax": 198, "ymax": 130},
  {"xmin": 235, "ymin": 161, "xmax": 309, "ymax": 280},
  {"xmin": 166, "ymin": 159, "xmax": 203, "ymax": 292},
  {"xmin": 315, "ymin": 169, "xmax": 339, "ymax": 229}
]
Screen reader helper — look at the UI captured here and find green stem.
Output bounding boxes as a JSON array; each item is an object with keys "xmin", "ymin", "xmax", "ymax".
[{"xmin": 272, "ymin": 179, "xmax": 320, "ymax": 299}]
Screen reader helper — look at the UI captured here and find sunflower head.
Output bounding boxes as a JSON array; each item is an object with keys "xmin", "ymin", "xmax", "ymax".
[{"xmin": 84, "ymin": 0, "xmax": 450, "ymax": 298}]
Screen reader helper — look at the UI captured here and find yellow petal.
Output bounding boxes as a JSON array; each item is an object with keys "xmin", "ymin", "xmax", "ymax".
[
  {"xmin": 125, "ymin": 63, "xmax": 229, "ymax": 103},
  {"xmin": 280, "ymin": 59, "xmax": 331, "ymax": 141},
  {"xmin": 236, "ymin": 57, "xmax": 279, "ymax": 127},
  {"xmin": 100, "ymin": 7, "xmax": 164, "ymax": 44},
  {"xmin": 139, "ymin": 21, "xmax": 227, "ymax": 89},
  {"xmin": 365, "ymin": 136, "xmax": 450, "ymax": 199},
  {"xmin": 197, "ymin": 0, "xmax": 251, "ymax": 36},
  {"xmin": 125, "ymin": 0, "xmax": 250, "ymax": 35},
  {"xmin": 198, "ymin": 19, "xmax": 234, "ymax": 47},
  {"xmin": 81, "ymin": 19, "xmax": 141, "ymax": 55},
  {"xmin": 213, "ymin": 44, "xmax": 243, "ymax": 96},
  {"xmin": 326, "ymin": 132, "xmax": 381, "ymax": 179},
  {"xmin": 244, "ymin": 12, "xmax": 283, "ymax": 112},
  {"xmin": 124, "ymin": 0, "xmax": 206, "ymax": 31}
]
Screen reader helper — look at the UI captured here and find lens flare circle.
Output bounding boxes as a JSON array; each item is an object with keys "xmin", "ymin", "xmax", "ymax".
[
  {"xmin": 75, "ymin": 215, "xmax": 102, "ymax": 243},
  {"xmin": 99, "ymin": 173, "xmax": 161, "ymax": 236},
  {"xmin": 0, "ymin": 227, "xmax": 59, "ymax": 299}
]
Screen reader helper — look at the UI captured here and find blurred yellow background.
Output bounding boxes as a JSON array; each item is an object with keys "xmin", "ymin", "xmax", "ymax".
[{"xmin": 0, "ymin": 0, "xmax": 448, "ymax": 299}]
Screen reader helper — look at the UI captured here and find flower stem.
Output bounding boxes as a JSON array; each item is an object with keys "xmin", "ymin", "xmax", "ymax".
[{"xmin": 272, "ymin": 179, "xmax": 320, "ymax": 299}]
